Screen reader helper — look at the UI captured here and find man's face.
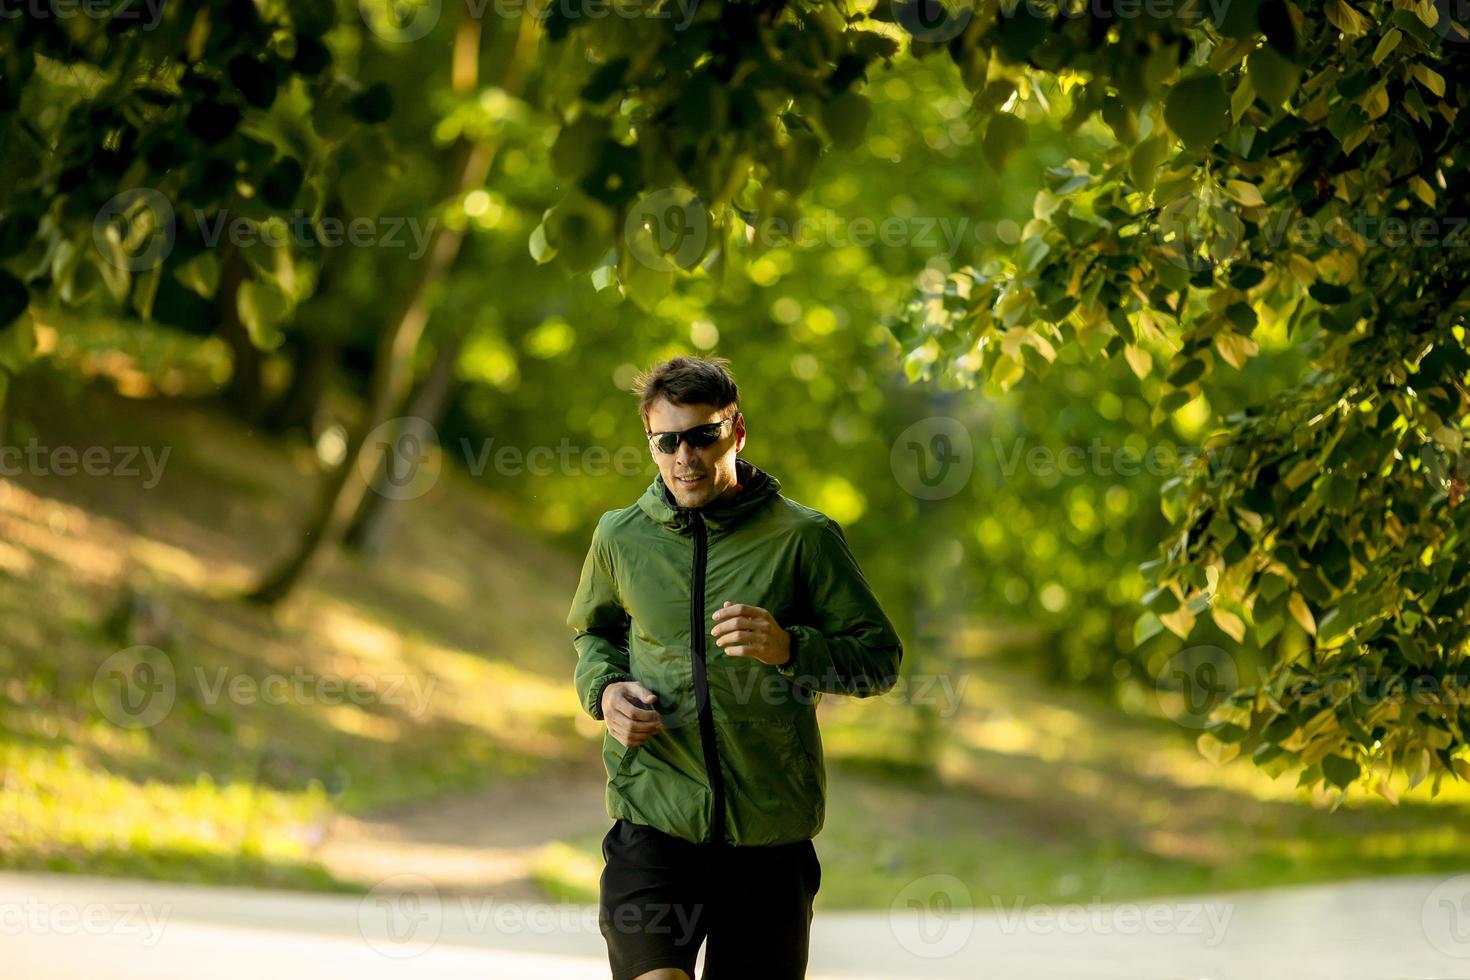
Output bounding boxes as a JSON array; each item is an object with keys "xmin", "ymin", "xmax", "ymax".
[{"xmin": 645, "ymin": 397, "xmax": 746, "ymax": 509}]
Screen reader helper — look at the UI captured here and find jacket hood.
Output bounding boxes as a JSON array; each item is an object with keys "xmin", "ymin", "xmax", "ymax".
[{"xmin": 638, "ymin": 456, "xmax": 782, "ymax": 533}]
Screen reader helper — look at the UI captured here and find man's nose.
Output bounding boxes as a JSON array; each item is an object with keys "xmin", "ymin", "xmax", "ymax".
[{"xmin": 675, "ymin": 441, "xmax": 698, "ymax": 466}]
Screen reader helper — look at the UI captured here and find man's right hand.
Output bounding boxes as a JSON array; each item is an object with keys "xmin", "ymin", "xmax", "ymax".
[{"xmin": 601, "ymin": 680, "xmax": 663, "ymax": 748}]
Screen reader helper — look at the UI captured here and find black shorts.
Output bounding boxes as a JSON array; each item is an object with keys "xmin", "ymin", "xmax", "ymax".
[{"xmin": 598, "ymin": 818, "xmax": 821, "ymax": 980}]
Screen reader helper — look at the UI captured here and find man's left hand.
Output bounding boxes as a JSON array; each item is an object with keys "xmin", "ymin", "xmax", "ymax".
[{"xmin": 711, "ymin": 601, "xmax": 792, "ymax": 667}]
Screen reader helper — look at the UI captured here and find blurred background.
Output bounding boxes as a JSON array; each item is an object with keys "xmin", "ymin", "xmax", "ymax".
[{"xmin": 3, "ymin": 0, "xmax": 1470, "ymax": 976}]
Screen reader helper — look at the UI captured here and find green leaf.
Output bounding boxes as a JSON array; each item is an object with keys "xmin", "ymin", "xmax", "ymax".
[
  {"xmin": 1134, "ymin": 611, "xmax": 1164, "ymax": 646},
  {"xmin": 0, "ymin": 310, "xmax": 35, "ymax": 374},
  {"xmin": 133, "ymin": 265, "xmax": 162, "ymax": 321},
  {"xmin": 175, "ymin": 251, "xmax": 221, "ymax": 299},
  {"xmin": 1159, "ymin": 388, "xmax": 1192, "ymax": 413},
  {"xmin": 0, "ymin": 268, "xmax": 28, "ymax": 326},
  {"xmin": 1164, "ymin": 76, "xmax": 1229, "ymax": 149},
  {"xmin": 1247, "ymin": 46, "xmax": 1301, "ymax": 107},
  {"xmin": 1371, "ymin": 28, "xmax": 1402, "ymax": 66},
  {"xmin": 1167, "ymin": 358, "xmax": 1206, "ymax": 387},
  {"xmin": 528, "ymin": 222, "xmax": 557, "ymax": 264},
  {"xmin": 1128, "ymin": 136, "xmax": 1169, "ymax": 191},
  {"xmin": 995, "ymin": 6, "xmax": 1050, "ymax": 62},
  {"xmin": 551, "ymin": 116, "xmax": 609, "ymax": 181},
  {"xmin": 543, "ymin": 196, "xmax": 613, "ymax": 273},
  {"xmin": 261, "ymin": 157, "xmax": 305, "ymax": 209},
  {"xmin": 1101, "ymin": 97, "xmax": 1139, "ymax": 144},
  {"xmin": 237, "ymin": 279, "xmax": 290, "ymax": 350},
  {"xmin": 982, "ymin": 113, "xmax": 1027, "ymax": 170},
  {"xmin": 1309, "ymin": 281, "xmax": 1351, "ymax": 305},
  {"xmin": 1322, "ymin": 753, "xmax": 1360, "ymax": 789},
  {"xmin": 619, "ymin": 257, "xmax": 672, "ymax": 312},
  {"xmin": 347, "ymin": 83, "xmax": 394, "ymax": 125},
  {"xmin": 1019, "ymin": 235, "xmax": 1050, "ymax": 272},
  {"xmin": 1212, "ymin": 0, "xmax": 1262, "ymax": 37},
  {"xmin": 821, "ymin": 91, "xmax": 872, "ymax": 151},
  {"xmin": 1256, "ymin": 613, "xmax": 1286, "ymax": 645},
  {"xmin": 1225, "ymin": 302, "xmax": 1258, "ymax": 331},
  {"xmin": 1108, "ymin": 307, "xmax": 1136, "ymax": 344},
  {"xmin": 1206, "ymin": 720, "xmax": 1249, "ymax": 743},
  {"xmin": 1142, "ymin": 586, "xmax": 1181, "ymax": 612}
]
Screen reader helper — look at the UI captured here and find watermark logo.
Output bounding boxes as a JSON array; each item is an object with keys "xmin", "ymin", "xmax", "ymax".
[
  {"xmin": 891, "ymin": 417, "xmax": 973, "ymax": 500},
  {"xmin": 1153, "ymin": 644, "xmax": 1238, "ymax": 730},
  {"xmin": 624, "ymin": 188, "xmax": 711, "ymax": 272},
  {"xmin": 892, "ymin": 0, "xmax": 973, "ymax": 43},
  {"xmin": 1422, "ymin": 874, "xmax": 1470, "ymax": 958},
  {"xmin": 889, "ymin": 873, "xmax": 974, "ymax": 958},
  {"xmin": 94, "ymin": 189, "xmax": 175, "ymax": 273},
  {"xmin": 93, "ymin": 645, "xmax": 176, "ymax": 729},
  {"xmin": 361, "ymin": 0, "xmax": 442, "ymax": 42},
  {"xmin": 359, "ymin": 873, "xmax": 443, "ymax": 959},
  {"xmin": 1432, "ymin": 0, "xmax": 1470, "ymax": 43},
  {"xmin": 361, "ymin": 417, "xmax": 442, "ymax": 501}
]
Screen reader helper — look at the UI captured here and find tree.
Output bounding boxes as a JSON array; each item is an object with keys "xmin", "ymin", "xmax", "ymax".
[
  {"xmin": 536, "ymin": 0, "xmax": 1470, "ymax": 801},
  {"xmin": 0, "ymin": 1, "xmax": 397, "ymax": 409}
]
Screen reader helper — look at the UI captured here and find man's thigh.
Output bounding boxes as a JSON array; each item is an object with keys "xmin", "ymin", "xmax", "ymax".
[
  {"xmin": 599, "ymin": 819, "xmax": 713, "ymax": 980},
  {"xmin": 700, "ymin": 838, "xmax": 821, "ymax": 980}
]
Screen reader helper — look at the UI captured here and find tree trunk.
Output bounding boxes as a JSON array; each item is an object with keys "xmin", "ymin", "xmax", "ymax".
[
  {"xmin": 342, "ymin": 334, "xmax": 461, "ymax": 556},
  {"xmin": 266, "ymin": 332, "xmax": 338, "ymax": 437},
  {"xmin": 244, "ymin": 11, "xmax": 534, "ymax": 605},
  {"xmin": 218, "ymin": 249, "xmax": 267, "ymax": 426},
  {"xmin": 264, "ymin": 203, "xmax": 346, "ymax": 437}
]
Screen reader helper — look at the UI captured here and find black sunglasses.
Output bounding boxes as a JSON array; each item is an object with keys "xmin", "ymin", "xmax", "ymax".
[{"xmin": 646, "ymin": 413, "xmax": 741, "ymax": 455}]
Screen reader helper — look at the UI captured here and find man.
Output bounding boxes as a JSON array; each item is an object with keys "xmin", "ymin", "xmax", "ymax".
[{"xmin": 567, "ymin": 354, "xmax": 904, "ymax": 979}]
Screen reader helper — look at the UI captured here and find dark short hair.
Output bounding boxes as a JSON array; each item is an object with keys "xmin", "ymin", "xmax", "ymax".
[{"xmin": 632, "ymin": 354, "xmax": 740, "ymax": 424}]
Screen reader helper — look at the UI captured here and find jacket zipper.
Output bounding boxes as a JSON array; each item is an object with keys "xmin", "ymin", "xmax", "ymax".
[{"xmin": 688, "ymin": 510, "xmax": 726, "ymax": 846}]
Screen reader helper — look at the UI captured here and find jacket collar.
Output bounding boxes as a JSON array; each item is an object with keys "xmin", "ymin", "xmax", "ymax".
[{"xmin": 638, "ymin": 456, "xmax": 781, "ymax": 533}]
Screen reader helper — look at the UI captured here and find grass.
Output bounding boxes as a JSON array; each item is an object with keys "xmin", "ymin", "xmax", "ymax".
[
  {"xmin": 4, "ymin": 353, "xmax": 1470, "ymax": 906},
  {"xmin": 0, "ymin": 364, "xmax": 599, "ymax": 890}
]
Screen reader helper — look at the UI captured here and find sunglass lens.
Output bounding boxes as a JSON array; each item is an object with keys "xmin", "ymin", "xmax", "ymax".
[{"xmin": 685, "ymin": 424, "xmax": 722, "ymax": 448}]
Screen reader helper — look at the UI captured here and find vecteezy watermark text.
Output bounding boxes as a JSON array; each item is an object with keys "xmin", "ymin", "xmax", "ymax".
[
  {"xmin": 460, "ymin": 437, "xmax": 650, "ymax": 478},
  {"xmin": 0, "ymin": 441, "xmax": 170, "ymax": 489},
  {"xmin": 93, "ymin": 647, "xmax": 438, "ymax": 730},
  {"xmin": 94, "ymin": 189, "xmax": 437, "ymax": 272},
  {"xmin": 0, "ymin": 897, "xmax": 171, "ymax": 946},
  {"xmin": 0, "ymin": 0, "xmax": 166, "ymax": 29}
]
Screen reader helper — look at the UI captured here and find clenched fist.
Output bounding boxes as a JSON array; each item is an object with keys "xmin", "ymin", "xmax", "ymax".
[
  {"xmin": 601, "ymin": 680, "xmax": 663, "ymax": 749},
  {"xmin": 711, "ymin": 600, "xmax": 792, "ymax": 667}
]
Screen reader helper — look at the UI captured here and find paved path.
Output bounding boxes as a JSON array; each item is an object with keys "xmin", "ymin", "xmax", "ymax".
[{"xmin": 4, "ymin": 870, "xmax": 1470, "ymax": 978}]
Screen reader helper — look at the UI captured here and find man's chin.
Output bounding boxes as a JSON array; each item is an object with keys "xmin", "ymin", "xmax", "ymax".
[
  {"xmin": 672, "ymin": 489, "xmax": 707, "ymax": 509},
  {"xmin": 670, "ymin": 481, "xmax": 713, "ymax": 508}
]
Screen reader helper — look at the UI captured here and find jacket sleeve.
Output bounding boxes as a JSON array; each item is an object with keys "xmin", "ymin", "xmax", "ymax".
[
  {"xmin": 779, "ymin": 516, "xmax": 903, "ymax": 696},
  {"xmin": 569, "ymin": 515, "xmax": 634, "ymax": 721}
]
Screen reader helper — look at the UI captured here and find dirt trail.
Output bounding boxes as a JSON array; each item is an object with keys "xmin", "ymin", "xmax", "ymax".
[{"xmin": 316, "ymin": 770, "xmax": 608, "ymax": 899}]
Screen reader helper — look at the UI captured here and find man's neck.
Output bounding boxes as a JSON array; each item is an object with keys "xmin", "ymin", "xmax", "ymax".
[{"xmin": 704, "ymin": 479, "xmax": 743, "ymax": 508}]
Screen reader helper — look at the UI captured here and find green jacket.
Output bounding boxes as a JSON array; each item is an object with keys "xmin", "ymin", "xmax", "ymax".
[{"xmin": 568, "ymin": 456, "xmax": 903, "ymax": 846}]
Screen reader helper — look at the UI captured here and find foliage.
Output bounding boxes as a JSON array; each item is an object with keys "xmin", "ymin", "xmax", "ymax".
[
  {"xmin": 0, "ymin": 0, "xmax": 400, "ymax": 388},
  {"xmin": 539, "ymin": 0, "xmax": 1470, "ymax": 800}
]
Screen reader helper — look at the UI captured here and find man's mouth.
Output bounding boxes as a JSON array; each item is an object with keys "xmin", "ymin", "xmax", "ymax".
[{"xmin": 675, "ymin": 474, "xmax": 705, "ymax": 487}]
